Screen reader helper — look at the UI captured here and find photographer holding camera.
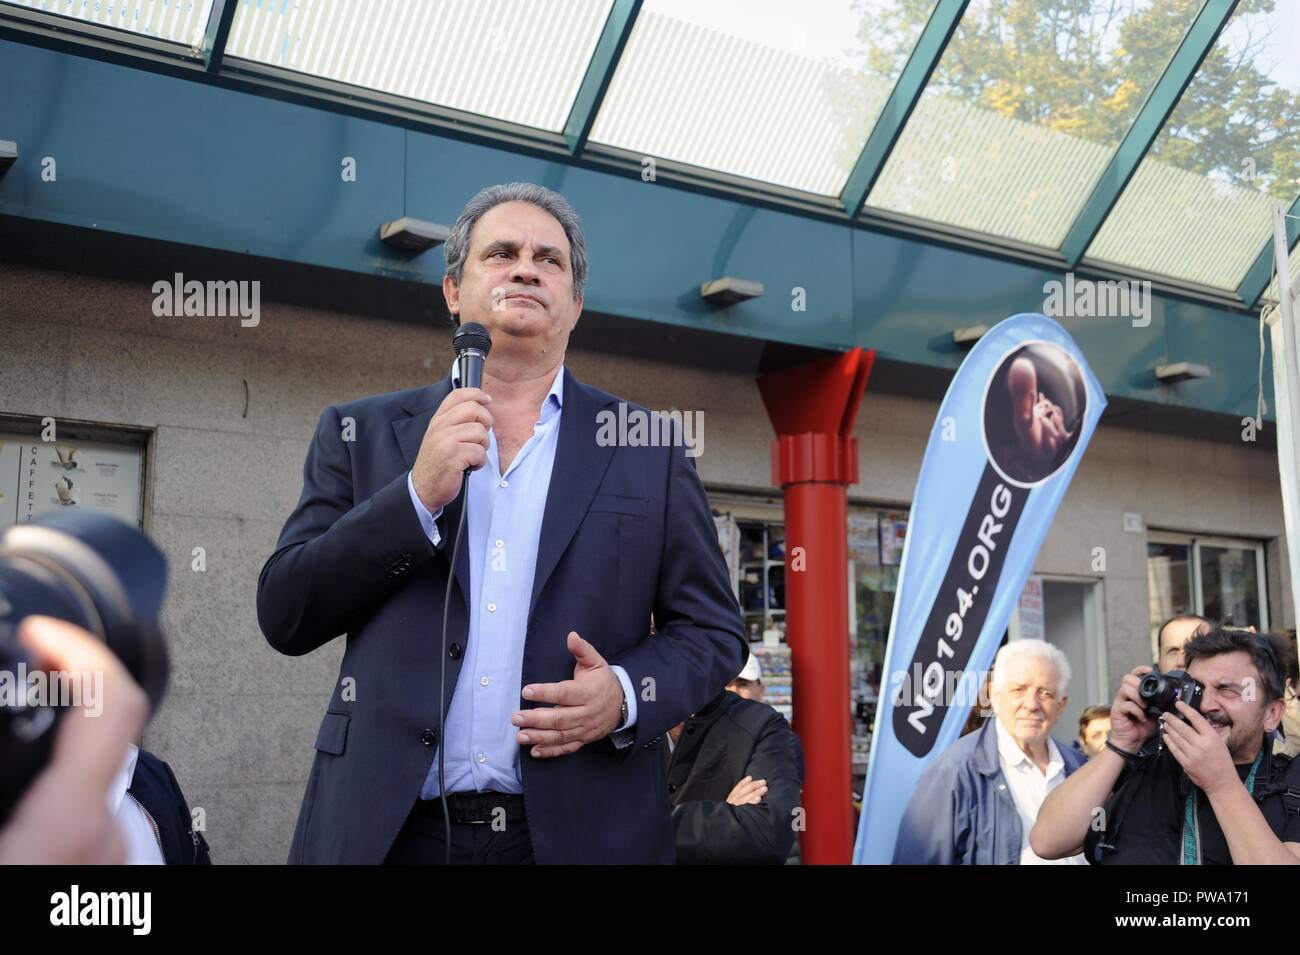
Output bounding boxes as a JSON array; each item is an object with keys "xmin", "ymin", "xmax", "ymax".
[{"xmin": 1031, "ymin": 627, "xmax": 1300, "ymax": 864}]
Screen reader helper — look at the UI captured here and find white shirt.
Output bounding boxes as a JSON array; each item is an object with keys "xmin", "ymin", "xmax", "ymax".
[
  {"xmin": 993, "ymin": 718, "xmax": 1086, "ymax": 865},
  {"xmin": 109, "ymin": 744, "xmax": 165, "ymax": 865}
]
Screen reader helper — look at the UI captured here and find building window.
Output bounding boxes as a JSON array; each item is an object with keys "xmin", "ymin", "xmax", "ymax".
[
  {"xmin": 848, "ymin": 508, "xmax": 906, "ymax": 774},
  {"xmin": 1147, "ymin": 532, "xmax": 1269, "ymax": 652}
]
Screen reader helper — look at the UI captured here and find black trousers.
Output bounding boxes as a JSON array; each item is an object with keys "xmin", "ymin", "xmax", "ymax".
[{"xmin": 384, "ymin": 797, "xmax": 535, "ymax": 865}]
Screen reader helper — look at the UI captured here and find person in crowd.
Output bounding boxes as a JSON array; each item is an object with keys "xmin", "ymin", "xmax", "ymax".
[
  {"xmin": 1032, "ymin": 627, "xmax": 1300, "ymax": 864},
  {"xmin": 726, "ymin": 652, "xmax": 764, "ymax": 702},
  {"xmin": 112, "ymin": 745, "xmax": 212, "ymax": 865},
  {"xmin": 1077, "ymin": 705, "xmax": 1111, "ymax": 759},
  {"xmin": 894, "ymin": 639, "xmax": 1086, "ymax": 864},
  {"xmin": 1272, "ymin": 629, "xmax": 1299, "ymax": 759},
  {"xmin": 1156, "ymin": 613, "xmax": 1211, "ymax": 672},
  {"xmin": 665, "ymin": 657, "xmax": 803, "ymax": 864}
]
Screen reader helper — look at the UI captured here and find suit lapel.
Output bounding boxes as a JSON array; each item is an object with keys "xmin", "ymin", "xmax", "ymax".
[
  {"xmin": 529, "ymin": 368, "xmax": 616, "ymax": 619},
  {"xmin": 392, "ymin": 375, "xmax": 471, "ymax": 605}
]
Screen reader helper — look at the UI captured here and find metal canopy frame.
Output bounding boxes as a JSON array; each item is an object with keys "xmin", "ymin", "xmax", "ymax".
[
  {"xmin": 562, "ymin": 0, "xmax": 642, "ymax": 155},
  {"xmin": 1239, "ymin": 194, "xmax": 1300, "ymax": 308},
  {"xmin": 1058, "ymin": 0, "xmax": 1240, "ymax": 268},
  {"xmin": 201, "ymin": 0, "xmax": 237, "ymax": 74},
  {"xmin": 840, "ymin": 0, "xmax": 968, "ymax": 219}
]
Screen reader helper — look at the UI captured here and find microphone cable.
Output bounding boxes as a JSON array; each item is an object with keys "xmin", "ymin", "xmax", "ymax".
[
  {"xmin": 438, "ymin": 470, "xmax": 471, "ymax": 867},
  {"xmin": 435, "ymin": 321, "xmax": 489, "ymax": 866}
]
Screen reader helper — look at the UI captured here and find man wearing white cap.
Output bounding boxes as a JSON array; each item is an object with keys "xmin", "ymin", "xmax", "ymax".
[{"xmin": 727, "ymin": 652, "xmax": 765, "ymax": 702}]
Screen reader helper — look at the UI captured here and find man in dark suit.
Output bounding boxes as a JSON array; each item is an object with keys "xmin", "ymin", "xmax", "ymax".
[{"xmin": 257, "ymin": 181, "xmax": 747, "ymax": 864}]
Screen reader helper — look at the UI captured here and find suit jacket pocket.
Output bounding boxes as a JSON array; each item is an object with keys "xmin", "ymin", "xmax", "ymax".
[
  {"xmin": 590, "ymin": 493, "xmax": 648, "ymax": 517},
  {"xmin": 314, "ymin": 711, "xmax": 350, "ymax": 756}
]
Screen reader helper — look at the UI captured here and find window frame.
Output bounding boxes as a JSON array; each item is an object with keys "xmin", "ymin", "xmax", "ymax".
[{"xmin": 1147, "ymin": 529, "xmax": 1270, "ymax": 658}]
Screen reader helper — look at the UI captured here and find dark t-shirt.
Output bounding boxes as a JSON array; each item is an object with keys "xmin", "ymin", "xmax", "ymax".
[{"xmin": 1090, "ymin": 741, "xmax": 1300, "ymax": 865}]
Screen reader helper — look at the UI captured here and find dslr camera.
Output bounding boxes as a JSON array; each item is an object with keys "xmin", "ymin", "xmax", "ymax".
[
  {"xmin": 1138, "ymin": 668, "xmax": 1204, "ymax": 719},
  {"xmin": 0, "ymin": 511, "xmax": 169, "ymax": 823}
]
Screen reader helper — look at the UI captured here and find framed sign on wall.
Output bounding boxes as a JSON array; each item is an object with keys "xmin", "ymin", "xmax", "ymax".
[{"xmin": 0, "ymin": 416, "xmax": 148, "ymax": 530}]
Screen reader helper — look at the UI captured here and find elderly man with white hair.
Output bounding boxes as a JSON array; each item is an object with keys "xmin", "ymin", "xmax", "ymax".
[{"xmin": 892, "ymin": 639, "xmax": 1087, "ymax": 864}]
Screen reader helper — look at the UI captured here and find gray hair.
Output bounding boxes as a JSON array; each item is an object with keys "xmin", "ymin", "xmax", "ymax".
[
  {"xmin": 991, "ymin": 639, "xmax": 1071, "ymax": 697},
  {"xmin": 443, "ymin": 182, "xmax": 588, "ymax": 302}
]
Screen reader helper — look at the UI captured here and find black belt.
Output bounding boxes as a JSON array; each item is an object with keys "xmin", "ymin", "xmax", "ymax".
[{"xmin": 423, "ymin": 791, "xmax": 527, "ymax": 825}]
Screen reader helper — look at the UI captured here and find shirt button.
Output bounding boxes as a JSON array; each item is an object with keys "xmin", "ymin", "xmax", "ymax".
[
  {"xmin": 495, "ymin": 539, "xmax": 504, "ymax": 548},
  {"xmin": 499, "ymin": 479, "xmax": 508, "ymax": 488},
  {"xmin": 487, "ymin": 602, "xmax": 497, "ymax": 613},
  {"xmin": 480, "ymin": 675, "xmax": 490, "ymax": 686},
  {"xmin": 476, "ymin": 753, "xmax": 487, "ymax": 764}
]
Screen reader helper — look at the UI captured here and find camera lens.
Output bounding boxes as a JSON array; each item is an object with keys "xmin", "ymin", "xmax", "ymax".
[
  {"xmin": 1138, "ymin": 671, "xmax": 1177, "ymax": 714},
  {"xmin": 0, "ymin": 511, "xmax": 168, "ymax": 709},
  {"xmin": 0, "ymin": 511, "xmax": 169, "ymax": 823}
]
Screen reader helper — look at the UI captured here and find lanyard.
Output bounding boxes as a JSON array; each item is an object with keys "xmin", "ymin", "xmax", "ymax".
[{"xmin": 1181, "ymin": 748, "xmax": 1263, "ymax": 865}]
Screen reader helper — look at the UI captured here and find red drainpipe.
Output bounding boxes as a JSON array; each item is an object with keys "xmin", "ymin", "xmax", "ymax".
[{"xmin": 756, "ymin": 348, "xmax": 874, "ymax": 865}]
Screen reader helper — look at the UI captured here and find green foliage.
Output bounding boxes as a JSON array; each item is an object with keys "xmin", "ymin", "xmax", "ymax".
[{"xmin": 847, "ymin": 0, "xmax": 1298, "ymax": 198}]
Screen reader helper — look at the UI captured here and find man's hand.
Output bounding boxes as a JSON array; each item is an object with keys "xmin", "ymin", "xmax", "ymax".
[
  {"xmin": 411, "ymin": 387, "xmax": 493, "ymax": 513},
  {"xmin": 0, "ymin": 616, "xmax": 148, "ymax": 865},
  {"xmin": 1110, "ymin": 665, "xmax": 1159, "ymax": 753},
  {"xmin": 1160, "ymin": 702, "xmax": 1240, "ymax": 796},
  {"xmin": 726, "ymin": 776, "xmax": 767, "ymax": 807},
  {"xmin": 512, "ymin": 631, "xmax": 624, "ymax": 759}
]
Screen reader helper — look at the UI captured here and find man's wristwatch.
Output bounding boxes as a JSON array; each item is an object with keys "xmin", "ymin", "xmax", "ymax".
[{"xmin": 618, "ymin": 688, "xmax": 629, "ymax": 729}]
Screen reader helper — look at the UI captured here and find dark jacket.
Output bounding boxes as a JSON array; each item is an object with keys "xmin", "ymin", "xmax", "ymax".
[
  {"xmin": 257, "ymin": 369, "xmax": 748, "ymax": 864},
  {"xmin": 893, "ymin": 717, "xmax": 1086, "ymax": 865},
  {"xmin": 129, "ymin": 750, "xmax": 211, "ymax": 865},
  {"xmin": 667, "ymin": 691, "xmax": 804, "ymax": 864}
]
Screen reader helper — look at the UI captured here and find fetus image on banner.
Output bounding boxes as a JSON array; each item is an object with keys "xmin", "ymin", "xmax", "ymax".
[{"xmin": 983, "ymin": 343, "xmax": 1088, "ymax": 487}]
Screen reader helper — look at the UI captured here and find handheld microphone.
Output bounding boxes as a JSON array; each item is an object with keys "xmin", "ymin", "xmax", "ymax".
[{"xmin": 453, "ymin": 321, "xmax": 492, "ymax": 391}]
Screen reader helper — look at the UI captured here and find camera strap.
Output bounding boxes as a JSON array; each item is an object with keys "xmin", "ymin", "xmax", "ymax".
[
  {"xmin": 1252, "ymin": 752, "xmax": 1300, "ymax": 815},
  {"xmin": 1090, "ymin": 744, "xmax": 1156, "ymax": 860},
  {"xmin": 1181, "ymin": 748, "xmax": 1263, "ymax": 865}
]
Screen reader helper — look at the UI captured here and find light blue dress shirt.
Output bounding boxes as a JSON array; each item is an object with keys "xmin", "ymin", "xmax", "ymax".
[{"xmin": 406, "ymin": 363, "xmax": 636, "ymax": 797}]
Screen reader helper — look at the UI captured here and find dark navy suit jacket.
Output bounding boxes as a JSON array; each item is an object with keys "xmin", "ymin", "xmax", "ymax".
[{"xmin": 257, "ymin": 367, "xmax": 747, "ymax": 863}]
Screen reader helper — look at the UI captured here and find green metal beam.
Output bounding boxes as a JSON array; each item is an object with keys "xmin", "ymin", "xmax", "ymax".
[
  {"xmin": 1060, "ymin": 0, "xmax": 1238, "ymax": 267},
  {"xmin": 1238, "ymin": 194, "xmax": 1300, "ymax": 308},
  {"xmin": 202, "ymin": 0, "xmax": 238, "ymax": 74},
  {"xmin": 562, "ymin": 0, "xmax": 643, "ymax": 154},
  {"xmin": 840, "ymin": 0, "xmax": 968, "ymax": 217}
]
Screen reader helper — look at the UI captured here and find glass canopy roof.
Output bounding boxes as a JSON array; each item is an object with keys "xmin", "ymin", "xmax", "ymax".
[
  {"xmin": 587, "ymin": 0, "xmax": 932, "ymax": 196},
  {"xmin": 224, "ymin": 0, "xmax": 613, "ymax": 132},
  {"xmin": 1, "ymin": 0, "xmax": 214, "ymax": 46},
  {"xmin": 1088, "ymin": 0, "xmax": 1300, "ymax": 291},
  {"xmin": 866, "ymin": 0, "xmax": 1199, "ymax": 248},
  {"xmin": 3, "ymin": 0, "xmax": 1296, "ymax": 306}
]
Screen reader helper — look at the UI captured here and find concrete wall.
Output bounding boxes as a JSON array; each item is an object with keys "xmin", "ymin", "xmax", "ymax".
[{"xmin": 0, "ymin": 262, "xmax": 1289, "ymax": 863}]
